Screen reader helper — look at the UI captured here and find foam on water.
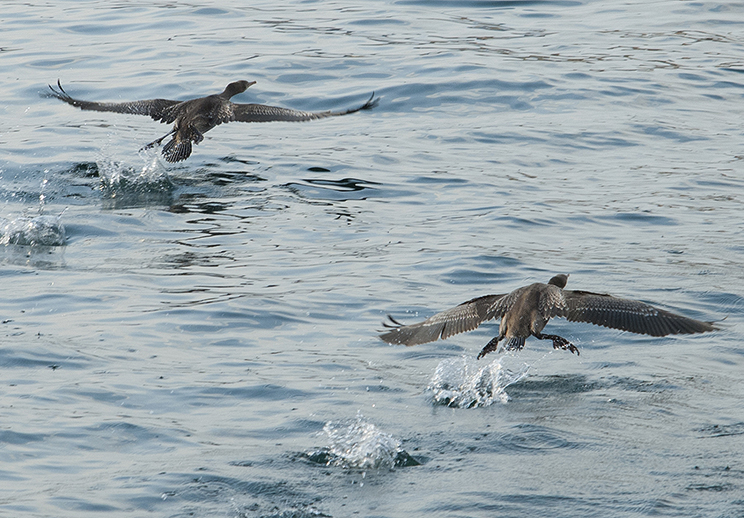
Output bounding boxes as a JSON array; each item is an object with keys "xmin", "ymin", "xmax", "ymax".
[{"xmin": 427, "ymin": 355, "xmax": 530, "ymax": 407}]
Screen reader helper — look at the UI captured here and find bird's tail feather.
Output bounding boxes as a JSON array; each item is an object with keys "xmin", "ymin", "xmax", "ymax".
[
  {"xmin": 162, "ymin": 137, "xmax": 192, "ymax": 163},
  {"xmin": 503, "ymin": 337, "xmax": 526, "ymax": 351}
]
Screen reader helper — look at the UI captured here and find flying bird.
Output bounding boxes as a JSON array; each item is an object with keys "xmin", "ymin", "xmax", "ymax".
[
  {"xmin": 48, "ymin": 80, "xmax": 378, "ymax": 162},
  {"xmin": 380, "ymin": 274, "xmax": 718, "ymax": 359}
]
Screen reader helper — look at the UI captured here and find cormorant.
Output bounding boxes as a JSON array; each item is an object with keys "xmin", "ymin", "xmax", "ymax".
[
  {"xmin": 380, "ymin": 274, "xmax": 718, "ymax": 359},
  {"xmin": 48, "ymin": 80, "xmax": 378, "ymax": 162}
]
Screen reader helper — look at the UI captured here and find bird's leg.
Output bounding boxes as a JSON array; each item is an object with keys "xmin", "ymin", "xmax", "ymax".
[
  {"xmin": 477, "ymin": 335, "xmax": 503, "ymax": 360},
  {"xmin": 534, "ymin": 333, "xmax": 580, "ymax": 356},
  {"xmin": 140, "ymin": 129, "xmax": 176, "ymax": 151}
]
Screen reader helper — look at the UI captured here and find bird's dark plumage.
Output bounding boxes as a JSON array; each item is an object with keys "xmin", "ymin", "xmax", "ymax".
[
  {"xmin": 380, "ymin": 274, "xmax": 718, "ymax": 359},
  {"xmin": 48, "ymin": 80, "xmax": 379, "ymax": 162}
]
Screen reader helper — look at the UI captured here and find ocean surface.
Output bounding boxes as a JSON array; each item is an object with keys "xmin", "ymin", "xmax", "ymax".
[{"xmin": 2, "ymin": 1, "xmax": 744, "ymax": 516}]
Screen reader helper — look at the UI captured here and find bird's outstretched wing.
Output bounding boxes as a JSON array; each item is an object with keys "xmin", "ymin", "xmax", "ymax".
[
  {"xmin": 561, "ymin": 290, "xmax": 718, "ymax": 336},
  {"xmin": 48, "ymin": 80, "xmax": 180, "ymax": 120},
  {"xmin": 229, "ymin": 93, "xmax": 378, "ymax": 123},
  {"xmin": 380, "ymin": 293, "xmax": 507, "ymax": 346}
]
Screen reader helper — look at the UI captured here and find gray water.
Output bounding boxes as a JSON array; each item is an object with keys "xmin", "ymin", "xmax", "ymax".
[{"xmin": 2, "ymin": 1, "xmax": 744, "ymax": 516}]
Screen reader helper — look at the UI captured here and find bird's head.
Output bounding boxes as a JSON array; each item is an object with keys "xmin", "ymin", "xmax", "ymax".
[
  {"xmin": 222, "ymin": 80, "xmax": 257, "ymax": 98},
  {"xmin": 548, "ymin": 274, "xmax": 569, "ymax": 288}
]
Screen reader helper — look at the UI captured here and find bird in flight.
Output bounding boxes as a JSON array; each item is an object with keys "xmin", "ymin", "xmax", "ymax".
[
  {"xmin": 48, "ymin": 80, "xmax": 378, "ymax": 162},
  {"xmin": 380, "ymin": 274, "xmax": 718, "ymax": 359}
]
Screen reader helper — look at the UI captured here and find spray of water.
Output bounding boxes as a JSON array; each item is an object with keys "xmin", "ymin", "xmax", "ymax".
[
  {"xmin": 427, "ymin": 355, "xmax": 530, "ymax": 407},
  {"xmin": 322, "ymin": 414, "xmax": 402, "ymax": 469},
  {"xmin": 0, "ymin": 213, "xmax": 66, "ymax": 246},
  {"xmin": 1, "ymin": 174, "xmax": 66, "ymax": 247},
  {"xmin": 98, "ymin": 153, "xmax": 173, "ymax": 193},
  {"xmin": 303, "ymin": 413, "xmax": 419, "ymax": 469},
  {"xmin": 96, "ymin": 152, "xmax": 175, "ymax": 209}
]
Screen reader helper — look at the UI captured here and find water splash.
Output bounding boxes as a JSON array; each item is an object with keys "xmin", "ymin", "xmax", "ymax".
[
  {"xmin": 38, "ymin": 176, "xmax": 50, "ymax": 207},
  {"xmin": 0, "ymin": 173, "xmax": 67, "ymax": 247},
  {"xmin": 98, "ymin": 154, "xmax": 175, "ymax": 208},
  {"xmin": 427, "ymin": 355, "xmax": 530, "ymax": 407},
  {"xmin": 259, "ymin": 507, "xmax": 331, "ymax": 518},
  {"xmin": 305, "ymin": 413, "xmax": 419, "ymax": 469},
  {"xmin": 0, "ymin": 213, "xmax": 66, "ymax": 246}
]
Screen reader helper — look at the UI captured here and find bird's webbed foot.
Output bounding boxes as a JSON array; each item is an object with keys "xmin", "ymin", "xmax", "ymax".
[
  {"xmin": 141, "ymin": 129, "xmax": 176, "ymax": 151},
  {"xmin": 477, "ymin": 335, "xmax": 503, "ymax": 360},
  {"xmin": 535, "ymin": 333, "xmax": 580, "ymax": 356}
]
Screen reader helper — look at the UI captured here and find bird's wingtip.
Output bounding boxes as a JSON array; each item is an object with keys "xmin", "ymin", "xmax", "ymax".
[
  {"xmin": 366, "ymin": 92, "xmax": 380, "ymax": 109},
  {"xmin": 705, "ymin": 314, "xmax": 726, "ymax": 331},
  {"xmin": 46, "ymin": 79, "xmax": 70, "ymax": 100},
  {"xmin": 378, "ymin": 315, "xmax": 407, "ymax": 344},
  {"xmin": 382, "ymin": 314, "xmax": 405, "ymax": 329}
]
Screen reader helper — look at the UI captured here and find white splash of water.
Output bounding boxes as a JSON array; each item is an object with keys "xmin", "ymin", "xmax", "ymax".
[
  {"xmin": 427, "ymin": 355, "xmax": 530, "ymax": 407},
  {"xmin": 0, "ymin": 213, "xmax": 66, "ymax": 246},
  {"xmin": 322, "ymin": 413, "xmax": 404, "ymax": 469},
  {"xmin": 96, "ymin": 151, "xmax": 171, "ymax": 196},
  {"xmin": 97, "ymin": 154, "xmax": 174, "ymax": 206},
  {"xmin": 1, "ymin": 173, "xmax": 67, "ymax": 247}
]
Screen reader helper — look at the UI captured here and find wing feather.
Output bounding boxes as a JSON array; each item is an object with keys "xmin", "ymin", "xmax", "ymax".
[
  {"xmin": 48, "ymin": 81, "xmax": 180, "ymax": 120},
  {"xmin": 379, "ymin": 293, "xmax": 506, "ymax": 346},
  {"xmin": 562, "ymin": 290, "xmax": 717, "ymax": 336},
  {"xmin": 229, "ymin": 93, "xmax": 378, "ymax": 123}
]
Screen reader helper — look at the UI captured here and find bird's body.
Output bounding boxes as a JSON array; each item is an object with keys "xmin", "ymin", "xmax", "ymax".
[
  {"xmin": 48, "ymin": 80, "xmax": 378, "ymax": 162},
  {"xmin": 380, "ymin": 274, "xmax": 718, "ymax": 359}
]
